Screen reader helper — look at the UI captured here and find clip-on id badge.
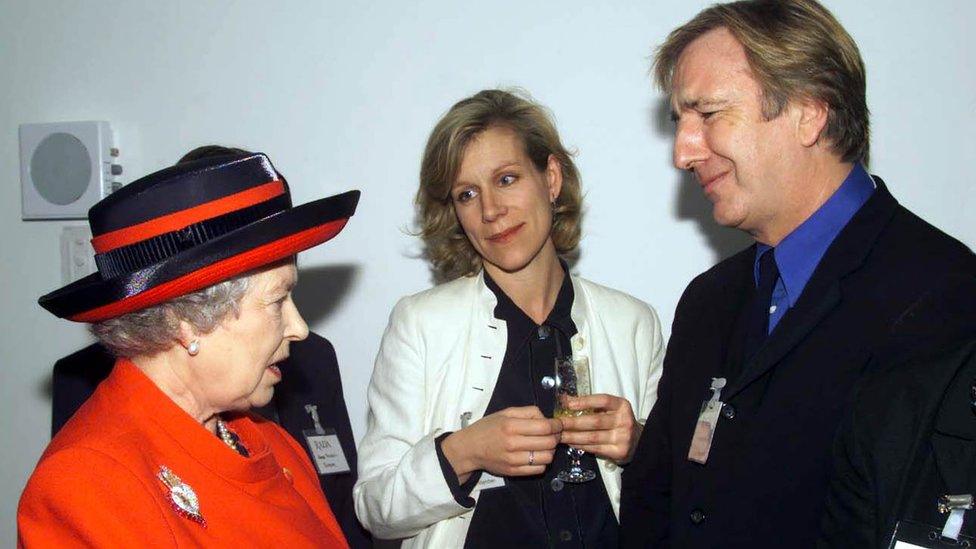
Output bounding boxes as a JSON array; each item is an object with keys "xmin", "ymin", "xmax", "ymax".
[
  {"xmin": 303, "ymin": 405, "xmax": 351, "ymax": 476},
  {"xmin": 459, "ymin": 411, "xmax": 505, "ymax": 492},
  {"xmin": 687, "ymin": 377, "xmax": 726, "ymax": 465},
  {"xmin": 888, "ymin": 520, "xmax": 976, "ymax": 548},
  {"xmin": 888, "ymin": 494, "xmax": 974, "ymax": 548}
]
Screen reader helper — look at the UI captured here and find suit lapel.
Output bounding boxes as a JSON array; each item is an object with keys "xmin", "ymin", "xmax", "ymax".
[
  {"xmin": 720, "ymin": 250, "xmax": 758, "ymax": 379},
  {"xmin": 465, "ymin": 272, "xmax": 507, "ymax": 421},
  {"xmin": 726, "ymin": 284, "xmax": 842, "ymax": 398},
  {"xmin": 725, "ymin": 177, "xmax": 900, "ymax": 400}
]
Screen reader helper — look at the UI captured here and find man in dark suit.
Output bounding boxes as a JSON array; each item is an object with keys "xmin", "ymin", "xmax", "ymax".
[
  {"xmin": 819, "ymin": 276, "xmax": 976, "ymax": 547},
  {"xmin": 619, "ymin": 0, "xmax": 976, "ymax": 546},
  {"xmin": 53, "ymin": 332, "xmax": 373, "ymax": 549}
]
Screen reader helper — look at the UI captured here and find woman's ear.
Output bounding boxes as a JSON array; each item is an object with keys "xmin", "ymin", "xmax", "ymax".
[
  {"xmin": 177, "ymin": 320, "xmax": 198, "ymax": 353},
  {"xmin": 546, "ymin": 154, "xmax": 564, "ymax": 203}
]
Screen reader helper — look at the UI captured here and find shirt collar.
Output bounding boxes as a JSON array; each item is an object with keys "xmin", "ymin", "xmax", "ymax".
[
  {"xmin": 755, "ymin": 163, "xmax": 876, "ymax": 305},
  {"xmin": 484, "ymin": 259, "xmax": 575, "ymax": 335}
]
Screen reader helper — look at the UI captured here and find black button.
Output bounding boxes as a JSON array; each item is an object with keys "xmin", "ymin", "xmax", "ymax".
[
  {"xmin": 721, "ymin": 404, "xmax": 735, "ymax": 420},
  {"xmin": 690, "ymin": 508, "xmax": 706, "ymax": 524},
  {"xmin": 537, "ymin": 325, "xmax": 551, "ymax": 340},
  {"xmin": 559, "ymin": 530, "xmax": 573, "ymax": 542},
  {"xmin": 550, "ymin": 478, "xmax": 564, "ymax": 492}
]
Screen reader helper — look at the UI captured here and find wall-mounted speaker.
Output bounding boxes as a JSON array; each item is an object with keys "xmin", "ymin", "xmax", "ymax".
[{"xmin": 19, "ymin": 121, "xmax": 122, "ymax": 220}]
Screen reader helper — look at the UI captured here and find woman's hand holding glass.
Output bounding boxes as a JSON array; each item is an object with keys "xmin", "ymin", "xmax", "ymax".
[
  {"xmin": 557, "ymin": 394, "xmax": 642, "ymax": 465},
  {"xmin": 441, "ymin": 406, "xmax": 563, "ymax": 483}
]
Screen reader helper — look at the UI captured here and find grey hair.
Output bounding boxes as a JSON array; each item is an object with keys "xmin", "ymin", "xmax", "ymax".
[{"xmin": 92, "ymin": 275, "xmax": 250, "ymax": 357}]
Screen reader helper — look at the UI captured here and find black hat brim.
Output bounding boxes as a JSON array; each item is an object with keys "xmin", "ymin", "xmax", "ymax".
[{"xmin": 39, "ymin": 190, "xmax": 360, "ymax": 321}]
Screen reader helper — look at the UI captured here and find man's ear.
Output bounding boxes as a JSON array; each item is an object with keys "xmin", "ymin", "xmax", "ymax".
[{"xmin": 795, "ymin": 97, "xmax": 829, "ymax": 148}]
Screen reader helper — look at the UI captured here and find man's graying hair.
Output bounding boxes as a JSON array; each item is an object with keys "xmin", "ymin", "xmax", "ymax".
[{"xmin": 654, "ymin": 0, "xmax": 869, "ymax": 163}]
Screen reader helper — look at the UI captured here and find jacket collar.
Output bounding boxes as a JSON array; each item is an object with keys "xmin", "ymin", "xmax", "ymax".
[
  {"xmin": 569, "ymin": 272, "xmax": 591, "ymax": 341},
  {"xmin": 457, "ymin": 271, "xmax": 508, "ymax": 421},
  {"xmin": 477, "ymin": 264, "xmax": 590, "ymax": 345},
  {"xmin": 105, "ymin": 359, "xmax": 281, "ymax": 483},
  {"xmin": 725, "ymin": 176, "xmax": 900, "ymax": 400},
  {"xmin": 476, "ymin": 269, "xmax": 503, "ymax": 329},
  {"xmin": 464, "ymin": 269, "xmax": 590, "ymax": 411}
]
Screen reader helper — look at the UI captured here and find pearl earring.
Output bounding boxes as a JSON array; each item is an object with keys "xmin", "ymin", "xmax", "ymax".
[{"xmin": 187, "ymin": 340, "xmax": 200, "ymax": 356}]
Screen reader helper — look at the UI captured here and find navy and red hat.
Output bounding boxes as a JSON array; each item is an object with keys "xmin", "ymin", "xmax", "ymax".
[{"xmin": 39, "ymin": 152, "xmax": 359, "ymax": 322}]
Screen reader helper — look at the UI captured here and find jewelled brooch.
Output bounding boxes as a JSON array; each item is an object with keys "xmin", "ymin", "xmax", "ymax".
[{"xmin": 157, "ymin": 465, "xmax": 206, "ymax": 527}]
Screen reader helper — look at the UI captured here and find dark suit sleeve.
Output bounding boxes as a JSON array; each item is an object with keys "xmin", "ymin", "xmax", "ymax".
[
  {"xmin": 51, "ymin": 344, "xmax": 114, "ymax": 437},
  {"xmin": 621, "ymin": 352, "xmax": 674, "ymax": 546},
  {"xmin": 284, "ymin": 333, "xmax": 372, "ymax": 548},
  {"xmin": 820, "ymin": 275, "xmax": 976, "ymax": 548},
  {"xmin": 818, "ymin": 384, "xmax": 876, "ymax": 548},
  {"xmin": 621, "ymin": 281, "xmax": 706, "ymax": 546}
]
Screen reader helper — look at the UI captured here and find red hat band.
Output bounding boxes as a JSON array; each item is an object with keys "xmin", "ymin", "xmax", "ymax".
[
  {"xmin": 37, "ymin": 152, "xmax": 360, "ymax": 322},
  {"xmin": 92, "ymin": 180, "xmax": 287, "ymax": 279}
]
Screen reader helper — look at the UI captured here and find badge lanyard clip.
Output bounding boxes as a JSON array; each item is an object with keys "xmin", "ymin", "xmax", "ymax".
[
  {"xmin": 938, "ymin": 493, "xmax": 973, "ymax": 541},
  {"xmin": 304, "ymin": 404, "xmax": 326, "ymax": 435},
  {"xmin": 686, "ymin": 377, "xmax": 727, "ymax": 465},
  {"xmin": 709, "ymin": 377, "xmax": 727, "ymax": 403}
]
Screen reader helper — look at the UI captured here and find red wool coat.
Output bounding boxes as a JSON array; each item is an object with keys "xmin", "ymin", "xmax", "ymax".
[{"xmin": 18, "ymin": 359, "xmax": 348, "ymax": 548}]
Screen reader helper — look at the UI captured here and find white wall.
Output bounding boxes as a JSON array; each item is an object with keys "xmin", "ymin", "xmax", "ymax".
[{"xmin": 1, "ymin": 0, "xmax": 972, "ymax": 539}]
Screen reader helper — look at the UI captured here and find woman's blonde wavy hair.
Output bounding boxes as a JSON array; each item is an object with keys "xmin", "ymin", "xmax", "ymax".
[{"xmin": 416, "ymin": 89, "xmax": 583, "ymax": 282}]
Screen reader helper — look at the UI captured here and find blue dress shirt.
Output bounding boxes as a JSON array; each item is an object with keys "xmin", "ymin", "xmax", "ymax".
[{"xmin": 755, "ymin": 164, "xmax": 876, "ymax": 332}]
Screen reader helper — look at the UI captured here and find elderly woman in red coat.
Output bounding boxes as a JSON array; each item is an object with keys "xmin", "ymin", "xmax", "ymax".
[{"xmin": 18, "ymin": 150, "xmax": 359, "ymax": 547}]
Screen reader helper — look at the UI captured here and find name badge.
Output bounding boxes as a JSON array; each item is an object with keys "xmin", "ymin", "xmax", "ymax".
[
  {"xmin": 303, "ymin": 428, "xmax": 351, "ymax": 475},
  {"xmin": 687, "ymin": 378, "xmax": 726, "ymax": 465},
  {"xmin": 888, "ymin": 519, "xmax": 975, "ymax": 548},
  {"xmin": 475, "ymin": 472, "xmax": 506, "ymax": 493}
]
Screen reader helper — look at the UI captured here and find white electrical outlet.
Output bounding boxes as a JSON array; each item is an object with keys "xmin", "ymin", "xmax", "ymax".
[{"xmin": 61, "ymin": 225, "xmax": 97, "ymax": 284}]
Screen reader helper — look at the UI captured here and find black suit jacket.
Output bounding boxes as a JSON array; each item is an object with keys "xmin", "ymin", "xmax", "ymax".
[
  {"xmin": 819, "ymin": 280, "xmax": 976, "ymax": 548},
  {"xmin": 52, "ymin": 332, "xmax": 372, "ymax": 548},
  {"xmin": 619, "ymin": 180, "xmax": 976, "ymax": 548}
]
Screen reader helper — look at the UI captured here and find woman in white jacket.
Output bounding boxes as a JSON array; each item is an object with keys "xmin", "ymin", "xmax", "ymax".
[{"xmin": 354, "ymin": 89, "xmax": 664, "ymax": 548}]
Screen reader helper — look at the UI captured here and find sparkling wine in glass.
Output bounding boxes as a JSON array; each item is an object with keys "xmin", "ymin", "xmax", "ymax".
[{"xmin": 554, "ymin": 357, "xmax": 596, "ymax": 483}]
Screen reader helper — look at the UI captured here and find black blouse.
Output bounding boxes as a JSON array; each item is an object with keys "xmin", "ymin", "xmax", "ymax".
[{"xmin": 435, "ymin": 266, "xmax": 619, "ymax": 548}]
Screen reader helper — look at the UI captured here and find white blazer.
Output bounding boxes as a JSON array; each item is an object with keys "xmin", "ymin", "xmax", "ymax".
[{"xmin": 353, "ymin": 272, "xmax": 664, "ymax": 547}]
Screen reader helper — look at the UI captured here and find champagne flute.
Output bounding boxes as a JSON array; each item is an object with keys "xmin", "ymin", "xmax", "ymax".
[{"xmin": 553, "ymin": 356, "xmax": 596, "ymax": 483}]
